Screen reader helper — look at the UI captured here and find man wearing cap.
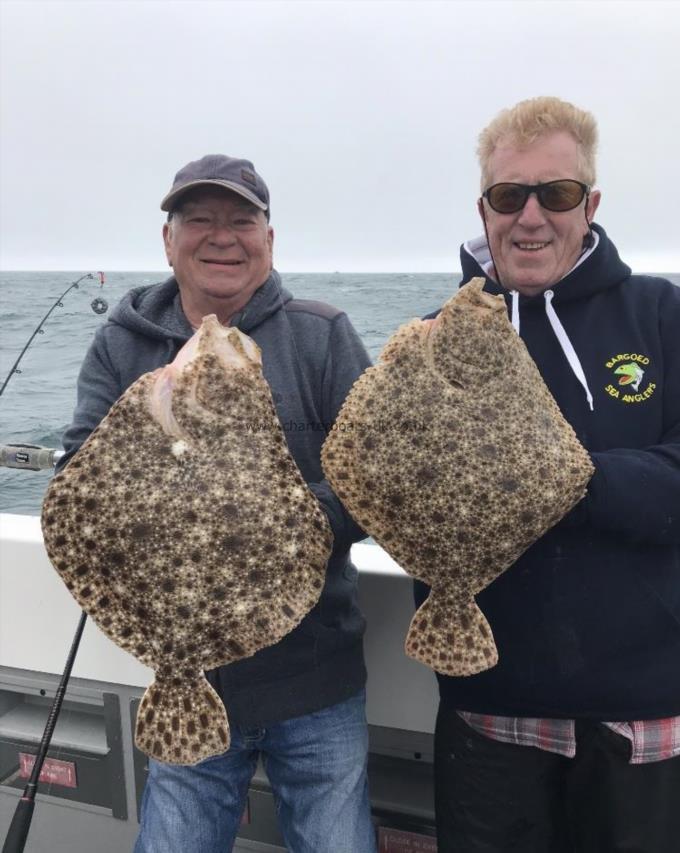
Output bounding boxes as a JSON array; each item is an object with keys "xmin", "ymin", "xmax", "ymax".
[{"xmin": 58, "ymin": 155, "xmax": 377, "ymax": 853}]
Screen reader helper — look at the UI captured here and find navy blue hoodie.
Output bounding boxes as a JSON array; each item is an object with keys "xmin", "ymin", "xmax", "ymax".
[{"xmin": 416, "ymin": 224, "xmax": 680, "ymax": 720}]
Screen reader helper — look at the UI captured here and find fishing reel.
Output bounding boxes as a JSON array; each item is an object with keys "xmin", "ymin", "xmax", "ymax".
[{"xmin": 0, "ymin": 272, "xmax": 108, "ymax": 399}]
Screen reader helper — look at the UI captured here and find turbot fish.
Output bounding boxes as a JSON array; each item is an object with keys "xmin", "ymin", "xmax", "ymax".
[
  {"xmin": 322, "ymin": 278, "xmax": 593, "ymax": 677},
  {"xmin": 42, "ymin": 317, "xmax": 332, "ymax": 765}
]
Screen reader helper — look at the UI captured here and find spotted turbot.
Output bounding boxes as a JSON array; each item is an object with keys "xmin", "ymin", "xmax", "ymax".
[
  {"xmin": 322, "ymin": 278, "xmax": 593, "ymax": 676},
  {"xmin": 42, "ymin": 316, "xmax": 332, "ymax": 765}
]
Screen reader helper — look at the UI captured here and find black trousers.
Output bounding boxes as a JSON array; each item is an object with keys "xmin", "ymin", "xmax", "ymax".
[{"xmin": 434, "ymin": 705, "xmax": 680, "ymax": 853}]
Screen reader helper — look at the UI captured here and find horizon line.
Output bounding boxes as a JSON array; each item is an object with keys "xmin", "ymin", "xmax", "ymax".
[
  {"xmin": 3, "ymin": 269, "xmax": 680, "ymax": 277},
  {"xmin": 0, "ymin": 269, "xmax": 468, "ymax": 276}
]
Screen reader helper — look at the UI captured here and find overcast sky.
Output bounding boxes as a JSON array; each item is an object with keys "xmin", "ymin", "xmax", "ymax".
[{"xmin": 1, "ymin": 0, "xmax": 679, "ymax": 272}]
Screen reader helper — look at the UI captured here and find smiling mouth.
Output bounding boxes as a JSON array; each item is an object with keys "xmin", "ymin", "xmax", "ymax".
[
  {"xmin": 515, "ymin": 242, "xmax": 549, "ymax": 251},
  {"xmin": 201, "ymin": 259, "xmax": 244, "ymax": 266}
]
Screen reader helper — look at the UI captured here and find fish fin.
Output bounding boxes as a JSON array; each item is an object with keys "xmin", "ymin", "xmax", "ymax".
[
  {"xmin": 135, "ymin": 674, "xmax": 230, "ymax": 765},
  {"xmin": 148, "ymin": 365, "xmax": 187, "ymax": 439},
  {"xmin": 405, "ymin": 593, "xmax": 498, "ymax": 676}
]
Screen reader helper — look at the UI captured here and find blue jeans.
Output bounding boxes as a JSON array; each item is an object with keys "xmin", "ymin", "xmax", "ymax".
[{"xmin": 134, "ymin": 689, "xmax": 377, "ymax": 853}]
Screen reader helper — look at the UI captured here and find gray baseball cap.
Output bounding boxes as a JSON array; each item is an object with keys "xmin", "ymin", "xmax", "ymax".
[{"xmin": 160, "ymin": 154, "xmax": 270, "ymax": 217}]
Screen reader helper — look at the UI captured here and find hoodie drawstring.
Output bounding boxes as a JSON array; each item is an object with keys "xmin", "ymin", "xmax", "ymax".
[
  {"xmin": 544, "ymin": 290, "xmax": 594, "ymax": 411},
  {"xmin": 511, "ymin": 291, "xmax": 520, "ymax": 334},
  {"xmin": 509, "ymin": 289, "xmax": 594, "ymax": 411}
]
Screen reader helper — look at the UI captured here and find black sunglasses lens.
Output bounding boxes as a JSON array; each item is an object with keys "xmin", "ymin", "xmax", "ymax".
[
  {"xmin": 539, "ymin": 180, "xmax": 586, "ymax": 211},
  {"xmin": 486, "ymin": 180, "xmax": 587, "ymax": 213},
  {"xmin": 486, "ymin": 184, "xmax": 527, "ymax": 213}
]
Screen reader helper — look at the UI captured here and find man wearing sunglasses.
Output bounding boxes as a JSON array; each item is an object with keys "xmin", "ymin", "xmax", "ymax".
[{"xmin": 417, "ymin": 96, "xmax": 680, "ymax": 851}]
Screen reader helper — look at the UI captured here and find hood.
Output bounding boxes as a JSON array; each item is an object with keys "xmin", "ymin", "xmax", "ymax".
[
  {"xmin": 107, "ymin": 269, "xmax": 293, "ymax": 343},
  {"xmin": 460, "ymin": 223, "xmax": 631, "ymax": 307}
]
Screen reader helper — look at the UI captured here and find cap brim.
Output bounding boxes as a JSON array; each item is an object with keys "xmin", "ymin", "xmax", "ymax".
[{"xmin": 160, "ymin": 179, "xmax": 268, "ymax": 212}]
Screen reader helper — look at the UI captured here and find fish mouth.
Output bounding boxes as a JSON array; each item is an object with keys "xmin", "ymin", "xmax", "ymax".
[{"xmin": 618, "ymin": 375, "xmax": 633, "ymax": 385}]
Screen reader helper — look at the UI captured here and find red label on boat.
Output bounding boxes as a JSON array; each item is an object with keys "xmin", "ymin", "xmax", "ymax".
[
  {"xmin": 378, "ymin": 826, "xmax": 438, "ymax": 852},
  {"xmin": 18, "ymin": 753, "xmax": 78, "ymax": 789}
]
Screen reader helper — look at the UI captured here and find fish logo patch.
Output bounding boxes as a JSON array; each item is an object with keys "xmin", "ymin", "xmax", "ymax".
[
  {"xmin": 615, "ymin": 362, "xmax": 644, "ymax": 391},
  {"xmin": 604, "ymin": 353, "xmax": 656, "ymax": 403}
]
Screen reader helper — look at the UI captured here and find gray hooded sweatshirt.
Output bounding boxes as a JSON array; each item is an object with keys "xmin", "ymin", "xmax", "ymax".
[{"xmin": 59, "ymin": 270, "xmax": 371, "ymax": 727}]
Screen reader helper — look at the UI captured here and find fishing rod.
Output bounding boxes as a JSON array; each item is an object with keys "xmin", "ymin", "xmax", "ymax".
[
  {"xmin": 1, "ymin": 273, "xmax": 107, "ymax": 852},
  {"xmin": 2, "ymin": 613, "xmax": 87, "ymax": 853},
  {"xmin": 0, "ymin": 271, "xmax": 108, "ymax": 399},
  {"xmin": 0, "ymin": 445, "xmax": 64, "ymax": 471}
]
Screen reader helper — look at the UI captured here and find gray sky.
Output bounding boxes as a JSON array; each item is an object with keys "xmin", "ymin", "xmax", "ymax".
[{"xmin": 1, "ymin": 0, "xmax": 679, "ymax": 272}]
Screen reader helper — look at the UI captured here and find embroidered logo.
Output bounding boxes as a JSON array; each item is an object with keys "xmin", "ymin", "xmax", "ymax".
[
  {"xmin": 614, "ymin": 362, "xmax": 644, "ymax": 391},
  {"xmin": 604, "ymin": 353, "xmax": 656, "ymax": 403}
]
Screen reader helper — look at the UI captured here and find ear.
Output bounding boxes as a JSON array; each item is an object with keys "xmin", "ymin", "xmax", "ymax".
[
  {"xmin": 267, "ymin": 226, "xmax": 275, "ymax": 267},
  {"xmin": 162, "ymin": 222, "xmax": 173, "ymax": 267},
  {"xmin": 477, "ymin": 197, "xmax": 485, "ymax": 222},
  {"xmin": 586, "ymin": 189, "xmax": 601, "ymax": 224}
]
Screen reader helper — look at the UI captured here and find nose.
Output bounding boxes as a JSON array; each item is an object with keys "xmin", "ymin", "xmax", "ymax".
[
  {"xmin": 516, "ymin": 192, "xmax": 547, "ymax": 226},
  {"xmin": 206, "ymin": 221, "xmax": 238, "ymax": 246}
]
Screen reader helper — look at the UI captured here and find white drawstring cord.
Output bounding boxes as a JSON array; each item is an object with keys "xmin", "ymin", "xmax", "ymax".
[
  {"xmin": 511, "ymin": 290, "xmax": 520, "ymax": 333},
  {"xmin": 544, "ymin": 290, "xmax": 594, "ymax": 411}
]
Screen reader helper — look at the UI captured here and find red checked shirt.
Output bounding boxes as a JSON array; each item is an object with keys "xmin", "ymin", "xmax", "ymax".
[{"xmin": 458, "ymin": 712, "xmax": 680, "ymax": 764}]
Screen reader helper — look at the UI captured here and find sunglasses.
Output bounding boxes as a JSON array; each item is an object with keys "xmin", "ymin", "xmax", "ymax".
[{"xmin": 482, "ymin": 179, "xmax": 589, "ymax": 214}]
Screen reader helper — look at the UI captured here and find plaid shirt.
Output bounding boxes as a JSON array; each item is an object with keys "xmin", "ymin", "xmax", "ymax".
[{"xmin": 458, "ymin": 712, "xmax": 680, "ymax": 764}]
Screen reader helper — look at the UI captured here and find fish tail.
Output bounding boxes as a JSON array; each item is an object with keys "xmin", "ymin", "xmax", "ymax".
[
  {"xmin": 405, "ymin": 593, "xmax": 498, "ymax": 676},
  {"xmin": 135, "ymin": 674, "xmax": 230, "ymax": 765}
]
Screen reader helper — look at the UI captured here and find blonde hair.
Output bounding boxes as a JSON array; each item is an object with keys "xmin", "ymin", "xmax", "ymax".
[{"xmin": 477, "ymin": 96, "xmax": 598, "ymax": 191}]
